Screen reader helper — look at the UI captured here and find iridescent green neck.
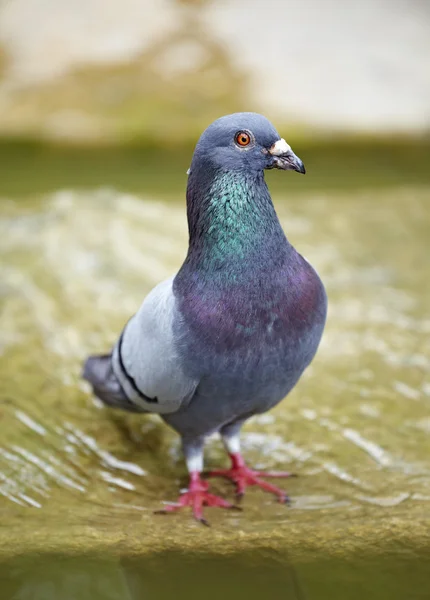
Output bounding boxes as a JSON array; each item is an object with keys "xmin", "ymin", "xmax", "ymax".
[{"xmin": 185, "ymin": 168, "xmax": 288, "ymax": 272}]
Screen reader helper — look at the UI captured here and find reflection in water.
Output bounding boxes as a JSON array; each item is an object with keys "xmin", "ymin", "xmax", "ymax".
[{"xmin": 0, "ymin": 186, "xmax": 429, "ymax": 591}]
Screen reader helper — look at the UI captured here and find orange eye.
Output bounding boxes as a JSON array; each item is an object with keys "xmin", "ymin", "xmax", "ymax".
[{"xmin": 235, "ymin": 131, "xmax": 251, "ymax": 147}]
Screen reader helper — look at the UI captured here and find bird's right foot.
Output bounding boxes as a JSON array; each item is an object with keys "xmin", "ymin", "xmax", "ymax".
[{"xmin": 155, "ymin": 472, "xmax": 241, "ymax": 526}]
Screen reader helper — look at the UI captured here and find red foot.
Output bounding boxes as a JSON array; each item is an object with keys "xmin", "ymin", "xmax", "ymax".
[
  {"xmin": 207, "ymin": 453, "xmax": 293, "ymax": 503},
  {"xmin": 155, "ymin": 472, "xmax": 241, "ymax": 525}
]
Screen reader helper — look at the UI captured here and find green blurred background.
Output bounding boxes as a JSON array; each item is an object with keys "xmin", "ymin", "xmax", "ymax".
[{"xmin": 0, "ymin": 0, "xmax": 429, "ymax": 196}]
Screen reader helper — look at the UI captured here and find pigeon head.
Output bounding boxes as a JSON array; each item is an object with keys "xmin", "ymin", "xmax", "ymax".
[{"xmin": 188, "ymin": 112, "xmax": 305, "ymax": 176}]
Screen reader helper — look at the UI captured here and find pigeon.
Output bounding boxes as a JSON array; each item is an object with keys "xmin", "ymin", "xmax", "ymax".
[{"xmin": 83, "ymin": 112, "xmax": 327, "ymax": 524}]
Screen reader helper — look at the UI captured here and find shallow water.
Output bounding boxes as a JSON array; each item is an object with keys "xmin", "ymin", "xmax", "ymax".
[{"xmin": 1, "ymin": 166, "xmax": 430, "ymax": 596}]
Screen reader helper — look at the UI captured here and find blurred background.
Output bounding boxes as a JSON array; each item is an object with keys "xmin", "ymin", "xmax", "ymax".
[
  {"xmin": 0, "ymin": 0, "xmax": 429, "ymax": 195},
  {"xmin": 1, "ymin": 1, "xmax": 430, "ymax": 599},
  {"xmin": 1, "ymin": 0, "xmax": 430, "ymax": 138}
]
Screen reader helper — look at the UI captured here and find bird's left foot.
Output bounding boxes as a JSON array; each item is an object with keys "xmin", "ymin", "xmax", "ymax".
[{"xmin": 207, "ymin": 453, "xmax": 294, "ymax": 503}]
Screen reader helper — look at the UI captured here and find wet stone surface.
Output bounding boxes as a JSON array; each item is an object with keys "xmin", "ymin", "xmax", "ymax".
[{"xmin": 0, "ymin": 186, "xmax": 430, "ymax": 597}]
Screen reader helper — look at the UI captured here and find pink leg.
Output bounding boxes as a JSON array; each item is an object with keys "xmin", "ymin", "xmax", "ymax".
[
  {"xmin": 155, "ymin": 472, "xmax": 241, "ymax": 525},
  {"xmin": 208, "ymin": 453, "xmax": 293, "ymax": 503}
]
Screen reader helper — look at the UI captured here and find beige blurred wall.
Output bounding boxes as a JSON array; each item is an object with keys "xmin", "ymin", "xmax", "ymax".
[{"xmin": 0, "ymin": 0, "xmax": 429, "ymax": 139}]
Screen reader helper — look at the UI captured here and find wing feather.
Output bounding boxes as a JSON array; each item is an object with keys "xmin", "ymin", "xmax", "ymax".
[{"xmin": 111, "ymin": 277, "xmax": 198, "ymax": 414}]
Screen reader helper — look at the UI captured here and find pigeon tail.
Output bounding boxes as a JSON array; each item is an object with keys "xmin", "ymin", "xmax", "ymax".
[{"xmin": 82, "ymin": 353, "xmax": 147, "ymax": 413}]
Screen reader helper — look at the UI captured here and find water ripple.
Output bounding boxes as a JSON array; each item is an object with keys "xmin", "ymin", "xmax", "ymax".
[{"xmin": 0, "ymin": 187, "xmax": 429, "ymax": 520}]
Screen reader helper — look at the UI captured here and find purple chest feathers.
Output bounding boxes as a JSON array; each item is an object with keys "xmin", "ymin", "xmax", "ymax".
[{"xmin": 179, "ymin": 256, "xmax": 327, "ymax": 355}]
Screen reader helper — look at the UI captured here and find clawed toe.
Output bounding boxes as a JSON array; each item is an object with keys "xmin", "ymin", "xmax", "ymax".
[
  {"xmin": 280, "ymin": 494, "xmax": 292, "ymax": 505},
  {"xmin": 155, "ymin": 472, "xmax": 242, "ymax": 524},
  {"xmin": 207, "ymin": 453, "xmax": 294, "ymax": 503},
  {"xmin": 155, "ymin": 455, "xmax": 295, "ymax": 524}
]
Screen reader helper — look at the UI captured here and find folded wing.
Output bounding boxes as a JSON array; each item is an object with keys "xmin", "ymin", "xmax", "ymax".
[{"xmin": 85, "ymin": 277, "xmax": 199, "ymax": 414}]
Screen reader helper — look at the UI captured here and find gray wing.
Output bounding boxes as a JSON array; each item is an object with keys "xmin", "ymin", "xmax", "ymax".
[{"xmin": 111, "ymin": 276, "xmax": 198, "ymax": 414}]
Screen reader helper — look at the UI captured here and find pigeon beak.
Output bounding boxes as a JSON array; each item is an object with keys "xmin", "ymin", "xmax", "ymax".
[{"xmin": 268, "ymin": 139, "xmax": 306, "ymax": 174}]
